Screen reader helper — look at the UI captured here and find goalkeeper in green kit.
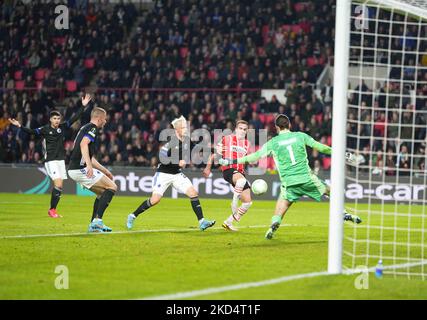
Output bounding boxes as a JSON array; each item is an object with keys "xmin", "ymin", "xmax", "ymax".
[{"xmin": 219, "ymin": 114, "xmax": 362, "ymax": 240}]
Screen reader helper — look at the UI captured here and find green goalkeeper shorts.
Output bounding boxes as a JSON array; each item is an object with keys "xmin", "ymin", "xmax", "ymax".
[{"xmin": 280, "ymin": 174, "xmax": 327, "ymax": 202}]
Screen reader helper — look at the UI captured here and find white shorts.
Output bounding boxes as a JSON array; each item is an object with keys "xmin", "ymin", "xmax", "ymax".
[
  {"xmin": 68, "ymin": 168, "xmax": 104, "ymax": 189},
  {"xmin": 152, "ymin": 172, "xmax": 193, "ymax": 196},
  {"xmin": 44, "ymin": 160, "xmax": 67, "ymax": 180}
]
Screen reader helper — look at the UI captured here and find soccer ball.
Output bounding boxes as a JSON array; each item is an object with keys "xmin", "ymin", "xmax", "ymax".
[{"xmin": 251, "ymin": 179, "xmax": 268, "ymax": 195}]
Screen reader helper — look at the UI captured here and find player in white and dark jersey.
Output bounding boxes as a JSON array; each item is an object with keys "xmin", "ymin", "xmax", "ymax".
[
  {"xmin": 68, "ymin": 107, "xmax": 117, "ymax": 233},
  {"xmin": 8, "ymin": 94, "xmax": 92, "ymax": 218},
  {"xmin": 126, "ymin": 116, "xmax": 216, "ymax": 231}
]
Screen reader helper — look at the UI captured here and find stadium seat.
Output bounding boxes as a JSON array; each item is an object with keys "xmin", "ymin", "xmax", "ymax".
[
  {"xmin": 322, "ymin": 157, "xmax": 332, "ymax": 170},
  {"xmin": 179, "ymin": 47, "xmax": 189, "ymax": 59},
  {"xmin": 175, "ymin": 69, "xmax": 184, "ymax": 80},
  {"xmin": 315, "ymin": 114, "xmax": 323, "ymax": 123},
  {"xmin": 34, "ymin": 69, "xmax": 46, "ymax": 81},
  {"xmin": 84, "ymin": 58, "xmax": 95, "ymax": 69},
  {"xmin": 15, "ymin": 81, "xmax": 25, "ymax": 90},
  {"xmin": 327, "ymin": 135, "xmax": 332, "ymax": 146},
  {"xmin": 36, "ymin": 81, "xmax": 43, "ymax": 90},
  {"xmin": 307, "ymin": 57, "xmax": 317, "ymax": 67},
  {"xmin": 282, "ymin": 25, "xmax": 292, "ymax": 32},
  {"xmin": 55, "ymin": 58, "xmax": 64, "ymax": 68},
  {"xmin": 66, "ymin": 80, "xmax": 77, "ymax": 92},
  {"xmin": 14, "ymin": 71, "xmax": 23, "ymax": 81},
  {"xmin": 294, "ymin": 2, "xmax": 307, "ymax": 13},
  {"xmin": 291, "ymin": 25, "xmax": 302, "ymax": 34},
  {"xmin": 207, "ymin": 70, "xmax": 217, "ymax": 80}
]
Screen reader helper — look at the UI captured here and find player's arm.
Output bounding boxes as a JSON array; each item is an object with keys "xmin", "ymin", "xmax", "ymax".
[
  {"xmin": 64, "ymin": 94, "xmax": 92, "ymax": 127},
  {"xmin": 8, "ymin": 118, "xmax": 42, "ymax": 135},
  {"xmin": 80, "ymin": 136, "xmax": 94, "ymax": 178},
  {"xmin": 91, "ymin": 157, "xmax": 113, "ymax": 180},
  {"xmin": 219, "ymin": 141, "xmax": 272, "ymax": 166},
  {"xmin": 302, "ymin": 133, "xmax": 332, "ymax": 155}
]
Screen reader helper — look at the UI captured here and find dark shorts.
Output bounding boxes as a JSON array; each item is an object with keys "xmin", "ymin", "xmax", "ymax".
[{"xmin": 222, "ymin": 168, "xmax": 251, "ymax": 191}]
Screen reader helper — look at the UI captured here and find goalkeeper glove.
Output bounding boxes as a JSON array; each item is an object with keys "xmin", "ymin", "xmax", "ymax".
[{"xmin": 345, "ymin": 152, "xmax": 361, "ymax": 165}]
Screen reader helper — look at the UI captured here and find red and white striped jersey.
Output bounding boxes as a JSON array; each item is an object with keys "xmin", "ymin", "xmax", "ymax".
[{"xmin": 218, "ymin": 134, "xmax": 250, "ymax": 173}]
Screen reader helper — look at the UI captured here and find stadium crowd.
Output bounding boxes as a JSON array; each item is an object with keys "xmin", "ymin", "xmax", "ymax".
[{"xmin": 0, "ymin": 0, "xmax": 425, "ymax": 177}]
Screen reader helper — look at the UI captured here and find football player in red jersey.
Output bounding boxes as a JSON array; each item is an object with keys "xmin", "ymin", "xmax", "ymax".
[{"xmin": 203, "ymin": 120, "xmax": 253, "ymax": 231}]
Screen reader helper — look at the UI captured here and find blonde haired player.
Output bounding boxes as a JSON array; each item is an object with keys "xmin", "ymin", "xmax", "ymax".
[
  {"xmin": 126, "ymin": 116, "xmax": 216, "ymax": 231},
  {"xmin": 204, "ymin": 120, "xmax": 252, "ymax": 231}
]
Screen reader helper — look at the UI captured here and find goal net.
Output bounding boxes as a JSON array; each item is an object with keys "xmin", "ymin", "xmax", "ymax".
[{"xmin": 343, "ymin": 0, "xmax": 427, "ymax": 278}]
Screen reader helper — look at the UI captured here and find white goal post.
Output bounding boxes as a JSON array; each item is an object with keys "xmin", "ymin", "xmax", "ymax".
[{"xmin": 329, "ymin": 0, "xmax": 427, "ymax": 277}]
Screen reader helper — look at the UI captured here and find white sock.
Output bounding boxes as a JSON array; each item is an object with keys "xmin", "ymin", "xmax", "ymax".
[
  {"xmin": 232, "ymin": 178, "xmax": 246, "ymax": 213},
  {"xmin": 198, "ymin": 218, "xmax": 205, "ymax": 224}
]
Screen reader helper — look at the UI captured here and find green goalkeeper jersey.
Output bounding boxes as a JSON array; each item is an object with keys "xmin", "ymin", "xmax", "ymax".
[{"xmin": 237, "ymin": 131, "xmax": 332, "ymax": 187}]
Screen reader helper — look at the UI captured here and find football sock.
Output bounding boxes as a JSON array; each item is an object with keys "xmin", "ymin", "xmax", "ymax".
[
  {"xmin": 272, "ymin": 215, "xmax": 282, "ymax": 226},
  {"xmin": 190, "ymin": 196, "xmax": 204, "ymax": 221},
  {"xmin": 91, "ymin": 197, "xmax": 100, "ymax": 222},
  {"xmin": 50, "ymin": 187, "xmax": 62, "ymax": 209},
  {"xmin": 95, "ymin": 189, "xmax": 115, "ymax": 220},
  {"xmin": 233, "ymin": 201, "xmax": 252, "ymax": 222},
  {"xmin": 231, "ymin": 178, "xmax": 246, "ymax": 213},
  {"xmin": 133, "ymin": 199, "xmax": 152, "ymax": 217}
]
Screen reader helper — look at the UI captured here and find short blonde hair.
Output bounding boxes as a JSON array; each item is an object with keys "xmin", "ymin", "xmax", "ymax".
[
  {"xmin": 91, "ymin": 107, "xmax": 107, "ymax": 119},
  {"xmin": 171, "ymin": 115, "xmax": 186, "ymax": 128}
]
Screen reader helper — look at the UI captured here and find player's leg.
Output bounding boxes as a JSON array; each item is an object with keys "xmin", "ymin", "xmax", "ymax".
[
  {"xmin": 89, "ymin": 173, "xmax": 117, "ymax": 232},
  {"xmin": 230, "ymin": 171, "xmax": 246, "ymax": 215},
  {"xmin": 319, "ymin": 177, "xmax": 362, "ymax": 224},
  {"xmin": 265, "ymin": 184, "xmax": 297, "ymax": 239},
  {"xmin": 223, "ymin": 183, "xmax": 252, "ymax": 231},
  {"xmin": 265, "ymin": 199, "xmax": 293, "ymax": 239},
  {"xmin": 45, "ymin": 161, "xmax": 66, "ymax": 218},
  {"xmin": 184, "ymin": 186, "xmax": 215, "ymax": 231},
  {"xmin": 127, "ymin": 192, "xmax": 162, "ymax": 229},
  {"xmin": 127, "ymin": 172, "xmax": 170, "ymax": 229},
  {"xmin": 175, "ymin": 173, "xmax": 215, "ymax": 231},
  {"xmin": 48, "ymin": 178, "xmax": 63, "ymax": 218}
]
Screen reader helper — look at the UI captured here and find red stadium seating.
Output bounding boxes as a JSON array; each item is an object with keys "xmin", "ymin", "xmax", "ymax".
[
  {"xmin": 66, "ymin": 80, "xmax": 77, "ymax": 92},
  {"xmin": 322, "ymin": 157, "xmax": 332, "ymax": 170},
  {"xmin": 36, "ymin": 81, "xmax": 43, "ymax": 90},
  {"xmin": 14, "ymin": 71, "xmax": 23, "ymax": 81},
  {"xmin": 34, "ymin": 69, "xmax": 46, "ymax": 81},
  {"xmin": 207, "ymin": 70, "xmax": 217, "ymax": 80},
  {"xmin": 84, "ymin": 58, "xmax": 95, "ymax": 69},
  {"xmin": 15, "ymin": 81, "xmax": 25, "ymax": 90},
  {"xmin": 179, "ymin": 47, "xmax": 189, "ymax": 59},
  {"xmin": 175, "ymin": 69, "xmax": 184, "ymax": 80}
]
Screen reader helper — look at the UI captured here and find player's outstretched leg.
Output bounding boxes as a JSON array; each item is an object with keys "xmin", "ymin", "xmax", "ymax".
[
  {"xmin": 223, "ymin": 175, "xmax": 251, "ymax": 231},
  {"xmin": 324, "ymin": 185, "xmax": 362, "ymax": 224},
  {"xmin": 265, "ymin": 199, "xmax": 292, "ymax": 239},
  {"xmin": 48, "ymin": 179, "xmax": 63, "ymax": 218},
  {"xmin": 127, "ymin": 193, "xmax": 160, "ymax": 229},
  {"xmin": 185, "ymin": 187, "xmax": 215, "ymax": 231},
  {"xmin": 344, "ymin": 209, "xmax": 362, "ymax": 224}
]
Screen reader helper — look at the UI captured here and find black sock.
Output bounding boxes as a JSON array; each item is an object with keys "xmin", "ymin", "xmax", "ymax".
[
  {"xmin": 133, "ymin": 199, "xmax": 152, "ymax": 217},
  {"xmin": 50, "ymin": 187, "xmax": 62, "ymax": 209},
  {"xmin": 94, "ymin": 189, "xmax": 115, "ymax": 220},
  {"xmin": 91, "ymin": 198, "xmax": 100, "ymax": 222},
  {"xmin": 190, "ymin": 197, "xmax": 204, "ymax": 221}
]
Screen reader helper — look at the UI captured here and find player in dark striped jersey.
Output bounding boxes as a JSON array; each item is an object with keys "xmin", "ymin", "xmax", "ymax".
[
  {"xmin": 8, "ymin": 94, "xmax": 92, "ymax": 218},
  {"xmin": 68, "ymin": 107, "xmax": 117, "ymax": 233},
  {"xmin": 126, "ymin": 116, "xmax": 216, "ymax": 231}
]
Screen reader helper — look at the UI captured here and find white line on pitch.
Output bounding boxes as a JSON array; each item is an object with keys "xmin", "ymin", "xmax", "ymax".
[
  {"xmin": 140, "ymin": 260, "xmax": 427, "ymax": 300},
  {"xmin": 0, "ymin": 224, "xmax": 314, "ymax": 240}
]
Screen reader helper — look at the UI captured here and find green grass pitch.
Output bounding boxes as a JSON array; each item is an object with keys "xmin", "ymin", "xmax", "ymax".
[{"xmin": 0, "ymin": 193, "xmax": 426, "ymax": 299}]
